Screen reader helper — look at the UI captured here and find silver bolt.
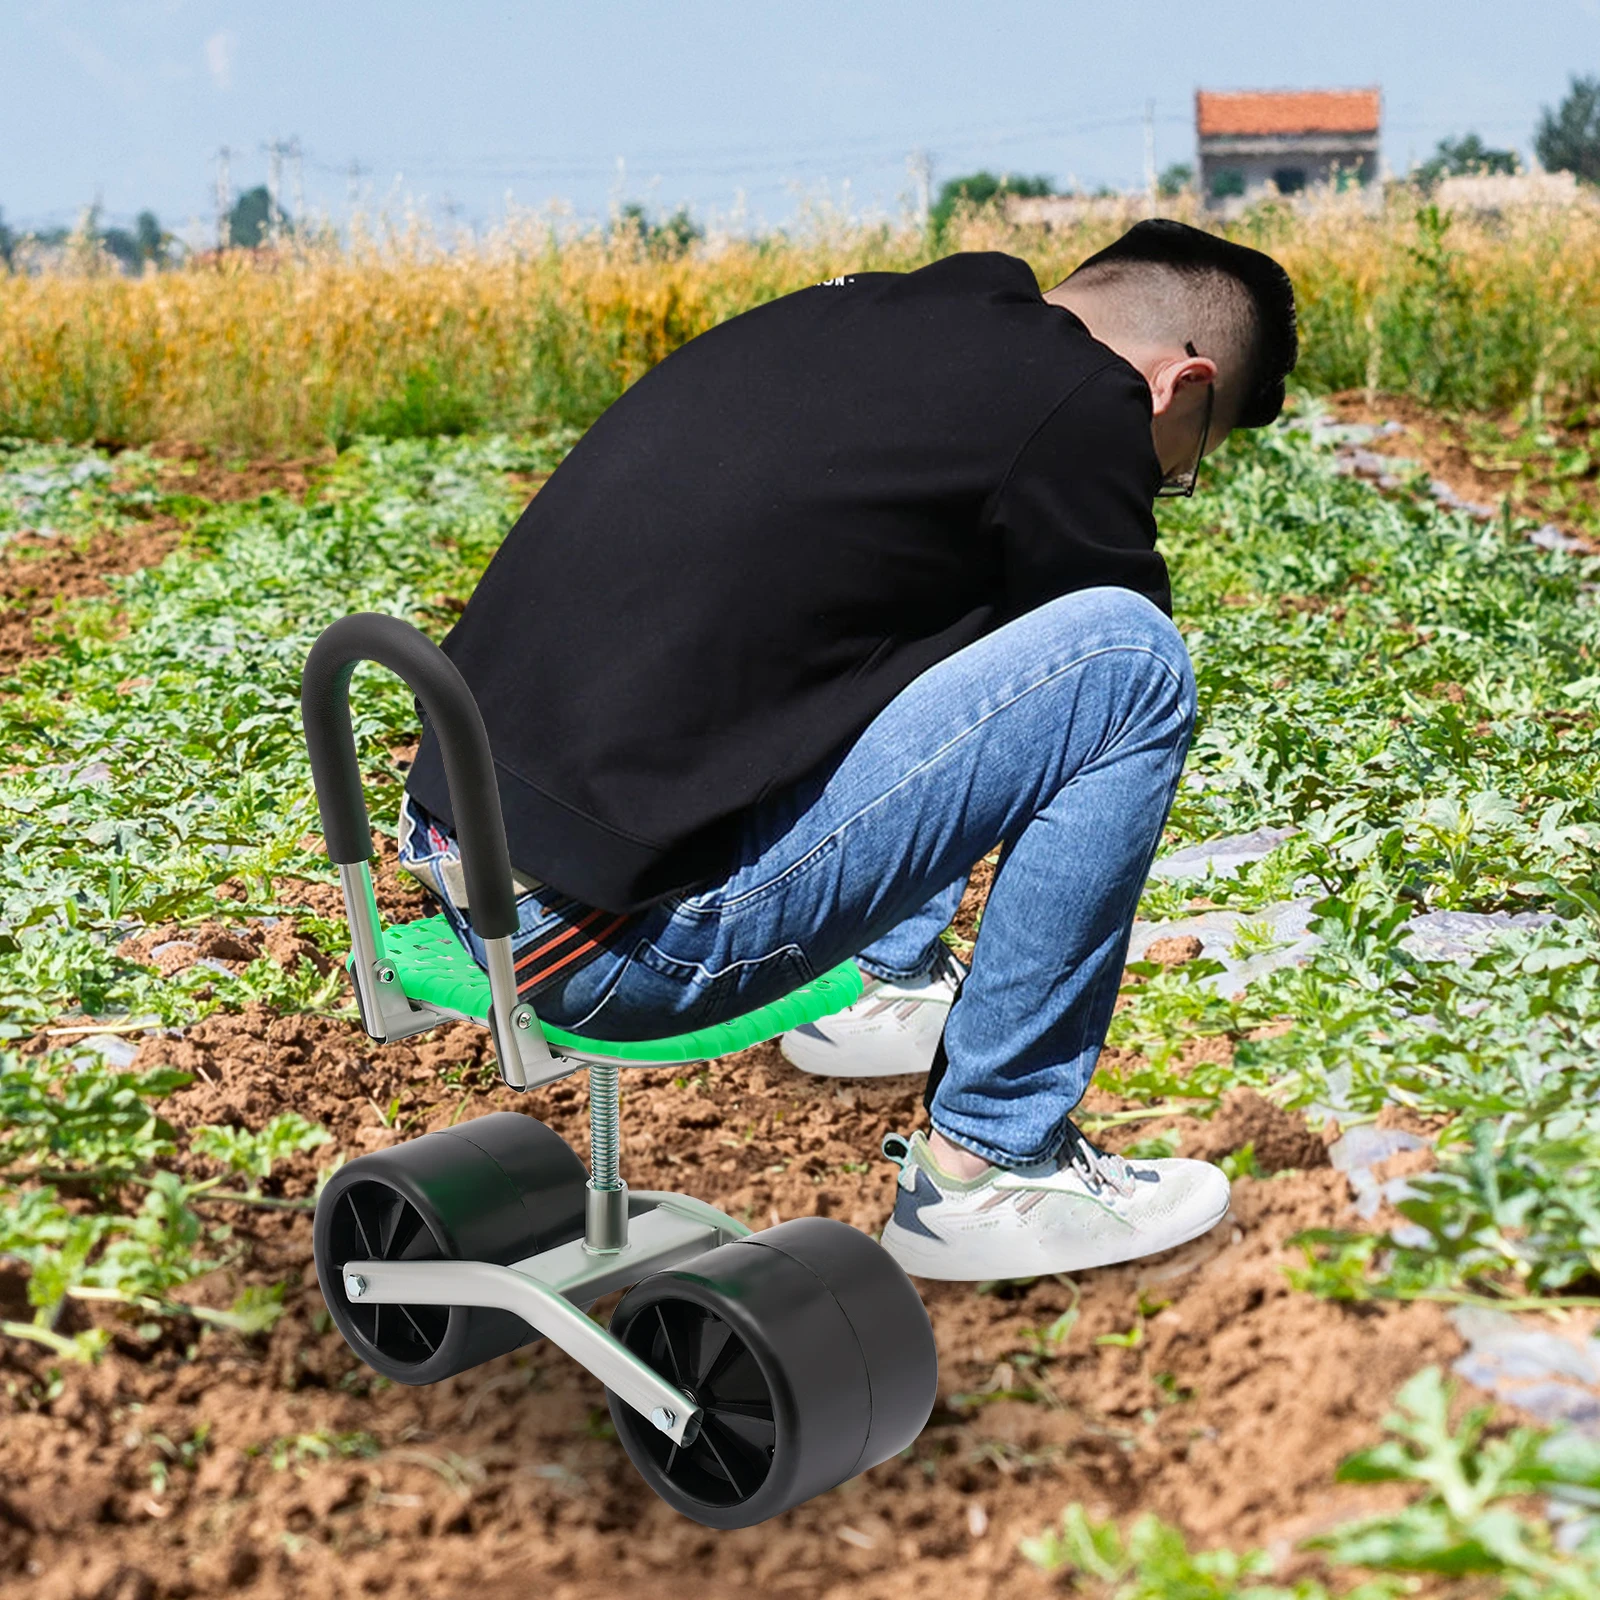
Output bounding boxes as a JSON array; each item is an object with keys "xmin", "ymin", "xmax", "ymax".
[
  {"xmin": 345, "ymin": 1274, "xmax": 368, "ymax": 1299},
  {"xmin": 650, "ymin": 1407, "xmax": 676, "ymax": 1434},
  {"xmin": 376, "ymin": 965, "xmax": 396, "ymax": 985},
  {"xmin": 514, "ymin": 1008, "xmax": 532, "ymax": 1030}
]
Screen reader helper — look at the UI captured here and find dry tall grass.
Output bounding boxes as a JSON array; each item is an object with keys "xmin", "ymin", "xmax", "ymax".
[{"xmin": 3, "ymin": 188, "xmax": 1598, "ymax": 453}]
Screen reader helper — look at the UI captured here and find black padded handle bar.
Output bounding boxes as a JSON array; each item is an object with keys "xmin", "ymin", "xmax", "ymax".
[{"xmin": 300, "ymin": 613, "xmax": 519, "ymax": 939}]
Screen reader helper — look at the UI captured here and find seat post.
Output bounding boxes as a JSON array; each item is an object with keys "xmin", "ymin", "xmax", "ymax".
[{"xmin": 583, "ymin": 1062, "xmax": 629, "ymax": 1253}]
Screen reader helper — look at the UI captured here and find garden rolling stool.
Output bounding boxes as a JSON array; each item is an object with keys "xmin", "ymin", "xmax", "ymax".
[{"xmin": 299, "ymin": 612, "xmax": 940, "ymax": 1529}]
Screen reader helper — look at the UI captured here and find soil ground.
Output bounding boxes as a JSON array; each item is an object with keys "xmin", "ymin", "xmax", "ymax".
[
  {"xmin": 0, "ymin": 523, "xmax": 181, "ymax": 673},
  {"xmin": 1, "ymin": 433, "xmax": 1572, "ymax": 1600},
  {"xmin": 6, "ymin": 846, "xmax": 1494, "ymax": 1600},
  {"xmin": 1318, "ymin": 389, "xmax": 1600, "ymax": 556},
  {"xmin": 0, "ymin": 442, "xmax": 332, "ymax": 676}
]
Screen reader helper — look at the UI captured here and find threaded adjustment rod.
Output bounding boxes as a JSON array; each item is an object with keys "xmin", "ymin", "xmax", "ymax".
[{"xmin": 584, "ymin": 1061, "xmax": 627, "ymax": 1252}]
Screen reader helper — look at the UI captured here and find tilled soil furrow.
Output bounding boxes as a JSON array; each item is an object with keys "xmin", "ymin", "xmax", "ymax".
[{"xmin": 4, "ymin": 854, "xmax": 1476, "ymax": 1600}]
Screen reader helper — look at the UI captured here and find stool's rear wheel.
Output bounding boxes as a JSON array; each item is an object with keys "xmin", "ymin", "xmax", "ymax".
[
  {"xmin": 606, "ymin": 1216, "xmax": 938, "ymax": 1528},
  {"xmin": 620, "ymin": 1297, "xmax": 778, "ymax": 1509},
  {"xmin": 314, "ymin": 1112, "xmax": 589, "ymax": 1385}
]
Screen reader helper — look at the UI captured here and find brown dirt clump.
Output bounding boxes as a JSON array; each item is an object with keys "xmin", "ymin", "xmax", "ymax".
[
  {"xmin": 1319, "ymin": 389, "xmax": 1600, "ymax": 555},
  {"xmin": 0, "ymin": 524, "xmax": 181, "ymax": 672},
  {"xmin": 0, "ymin": 846, "xmax": 1487, "ymax": 1600},
  {"xmin": 107, "ymin": 919, "xmax": 335, "ymax": 985},
  {"xmin": 1179, "ymin": 1087, "xmax": 1332, "ymax": 1174},
  {"xmin": 1, "ymin": 987, "xmax": 1476, "ymax": 1600},
  {"xmin": 139, "ymin": 441, "xmax": 336, "ymax": 505},
  {"xmin": 273, "ymin": 829, "xmax": 431, "ymax": 926},
  {"xmin": 1142, "ymin": 934, "xmax": 1206, "ymax": 967}
]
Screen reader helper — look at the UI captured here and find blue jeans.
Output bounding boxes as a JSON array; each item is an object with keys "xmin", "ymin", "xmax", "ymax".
[{"xmin": 397, "ymin": 586, "xmax": 1196, "ymax": 1169}]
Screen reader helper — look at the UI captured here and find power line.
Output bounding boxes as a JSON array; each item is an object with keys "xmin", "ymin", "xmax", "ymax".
[{"xmin": 354, "ymin": 110, "xmax": 1190, "ymax": 185}]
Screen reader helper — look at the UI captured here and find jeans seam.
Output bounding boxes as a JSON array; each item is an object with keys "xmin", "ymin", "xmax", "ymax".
[
  {"xmin": 562, "ymin": 938, "xmax": 647, "ymax": 1033},
  {"xmin": 700, "ymin": 642, "xmax": 1190, "ymax": 921},
  {"xmin": 858, "ymin": 956, "xmax": 933, "ymax": 983},
  {"xmin": 635, "ymin": 938, "xmax": 816, "ymax": 987},
  {"xmin": 928, "ymin": 667, "xmax": 1196, "ymax": 1172}
]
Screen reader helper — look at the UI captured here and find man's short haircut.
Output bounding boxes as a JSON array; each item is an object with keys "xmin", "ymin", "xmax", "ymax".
[{"xmin": 1061, "ymin": 219, "xmax": 1298, "ymax": 430}]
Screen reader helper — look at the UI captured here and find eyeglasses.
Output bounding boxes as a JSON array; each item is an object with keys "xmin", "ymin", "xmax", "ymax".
[{"xmin": 1155, "ymin": 341, "xmax": 1214, "ymax": 499}]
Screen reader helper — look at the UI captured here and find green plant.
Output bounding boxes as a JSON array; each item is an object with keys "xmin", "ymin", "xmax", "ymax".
[
  {"xmin": 1536, "ymin": 73, "xmax": 1600, "ymax": 185},
  {"xmin": 1020, "ymin": 1501, "xmax": 1405, "ymax": 1597},
  {"xmin": 929, "ymin": 170, "xmax": 1052, "ymax": 235},
  {"xmin": 189, "ymin": 1112, "xmax": 330, "ymax": 1183},
  {"xmin": 1158, "ymin": 162, "xmax": 1195, "ymax": 198},
  {"xmin": 1308, "ymin": 1366, "xmax": 1600, "ymax": 1593},
  {"xmin": 1021, "ymin": 1367, "xmax": 1600, "ymax": 1596},
  {"xmin": 253, "ymin": 1428, "xmax": 381, "ymax": 1473}
]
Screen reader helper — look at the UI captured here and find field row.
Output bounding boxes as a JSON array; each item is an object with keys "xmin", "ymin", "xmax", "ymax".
[
  {"xmin": 4, "ymin": 404, "xmax": 1600, "ymax": 1593},
  {"xmin": 3, "ymin": 197, "xmax": 1600, "ymax": 450}
]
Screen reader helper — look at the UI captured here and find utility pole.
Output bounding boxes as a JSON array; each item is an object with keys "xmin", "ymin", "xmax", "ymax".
[
  {"xmin": 265, "ymin": 139, "xmax": 284, "ymax": 243},
  {"xmin": 346, "ymin": 158, "xmax": 368, "ymax": 223},
  {"xmin": 1144, "ymin": 99, "xmax": 1157, "ymax": 201},
  {"xmin": 287, "ymin": 137, "xmax": 305, "ymax": 234},
  {"xmin": 215, "ymin": 145, "xmax": 232, "ymax": 251},
  {"xmin": 908, "ymin": 148, "xmax": 931, "ymax": 227}
]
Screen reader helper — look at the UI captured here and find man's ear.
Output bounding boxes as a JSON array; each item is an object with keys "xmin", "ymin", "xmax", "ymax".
[{"xmin": 1149, "ymin": 352, "xmax": 1218, "ymax": 416}]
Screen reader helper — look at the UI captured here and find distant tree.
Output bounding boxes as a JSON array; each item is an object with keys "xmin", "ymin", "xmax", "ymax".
[
  {"xmin": 136, "ymin": 210, "xmax": 167, "ymax": 265},
  {"xmin": 99, "ymin": 226, "xmax": 142, "ymax": 271},
  {"xmin": 0, "ymin": 207, "xmax": 13, "ymax": 268},
  {"xmin": 654, "ymin": 204, "xmax": 704, "ymax": 256},
  {"xmin": 612, "ymin": 201, "xmax": 703, "ymax": 259},
  {"xmin": 929, "ymin": 170, "xmax": 1053, "ymax": 233},
  {"xmin": 1536, "ymin": 73, "xmax": 1600, "ymax": 183},
  {"xmin": 1415, "ymin": 131, "xmax": 1520, "ymax": 188},
  {"xmin": 92, "ymin": 210, "xmax": 170, "ymax": 272},
  {"xmin": 227, "ymin": 185, "xmax": 291, "ymax": 248},
  {"xmin": 1157, "ymin": 162, "xmax": 1194, "ymax": 197}
]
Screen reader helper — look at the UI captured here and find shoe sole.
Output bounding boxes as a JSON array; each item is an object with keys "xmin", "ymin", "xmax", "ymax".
[
  {"xmin": 878, "ymin": 1190, "xmax": 1234, "ymax": 1282},
  {"xmin": 777, "ymin": 1034, "xmax": 934, "ymax": 1079}
]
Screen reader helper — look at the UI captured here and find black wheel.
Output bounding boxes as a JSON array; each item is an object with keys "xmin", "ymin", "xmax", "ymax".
[
  {"xmin": 314, "ymin": 1112, "xmax": 589, "ymax": 1385},
  {"xmin": 605, "ymin": 1216, "xmax": 938, "ymax": 1528}
]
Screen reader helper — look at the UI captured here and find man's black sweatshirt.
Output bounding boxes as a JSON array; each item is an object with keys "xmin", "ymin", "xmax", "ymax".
[{"xmin": 406, "ymin": 250, "xmax": 1169, "ymax": 915}]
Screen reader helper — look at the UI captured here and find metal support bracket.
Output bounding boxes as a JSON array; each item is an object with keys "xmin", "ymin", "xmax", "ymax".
[
  {"xmin": 339, "ymin": 861, "xmax": 457, "ymax": 1041},
  {"xmin": 339, "ymin": 1197, "xmax": 750, "ymax": 1446},
  {"xmin": 338, "ymin": 859, "xmax": 578, "ymax": 1091}
]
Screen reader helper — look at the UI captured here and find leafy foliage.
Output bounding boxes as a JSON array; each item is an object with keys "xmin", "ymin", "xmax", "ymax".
[
  {"xmin": 1022, "ymin": 1367, "xmax": 1600, "ymax": 1596},
  {"xmin": 1157, "ymin": 163, "xmax": 1194, "ymax": 198},
  {"xmin": 1414, "ymin": 132, "xmax": 1520, "ymax": 188},
  {"xmin": 929, "ymin": 170, "xmax": 1052, "ymax": 234},
  {"xmin": 1109, "ymin": 400, "xmax": 1600, "ymax": 1305},
  {"xmin": 0, "ymin": 434, "xmax": 568, "ymax": 1350},
  {"xmin": 1536, "ymin": 74, "xmax": 1600, "ymax": 185}
]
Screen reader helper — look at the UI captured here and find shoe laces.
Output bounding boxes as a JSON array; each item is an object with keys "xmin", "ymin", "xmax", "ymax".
[
  {"xmin": 857, "ymin": 943, "xmax": 967, "ymax": 1019},
  {"xmin": 1058, "ymin": 1122, "xmax": 1140, "ymax": 1200},
  {"xmin": 930, "ymin": 941, "xmax": 969, "ymax": 987}
]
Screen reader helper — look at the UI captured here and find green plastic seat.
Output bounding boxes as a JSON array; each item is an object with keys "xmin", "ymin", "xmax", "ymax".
[{"xmin": 370, "ymin": 914, "xmax": 865, "ymax": 1065}]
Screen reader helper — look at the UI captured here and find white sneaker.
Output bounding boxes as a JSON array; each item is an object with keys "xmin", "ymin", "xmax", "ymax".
[
  {"xmin": 779, "ymin": 942, "xmax": 969, "ymax": 1078},
  {"xmin": 877, "ymin": 1123, "xmax": 1232, "ymax": 1281}
]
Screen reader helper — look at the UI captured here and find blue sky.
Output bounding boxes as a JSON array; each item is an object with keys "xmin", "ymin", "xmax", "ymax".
[{"xmin": 4, "ymin": 0, "xmax": 1593, "ymax": 242}]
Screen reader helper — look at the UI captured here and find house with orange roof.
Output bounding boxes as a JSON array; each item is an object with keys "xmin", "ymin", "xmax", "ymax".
[{"xmin": 1197, "ymin": 88, "xmax": 1381, "ymax": 208}]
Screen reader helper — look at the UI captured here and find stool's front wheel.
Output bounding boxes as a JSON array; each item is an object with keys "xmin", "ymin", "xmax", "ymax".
[
  {"xmin": 314, "ymin": 1112, "xmax": 590, "ymax": 1385},
  {"xmin": 606, "ymin": 1216, "xmax": 938, "ymax": 1528}
]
